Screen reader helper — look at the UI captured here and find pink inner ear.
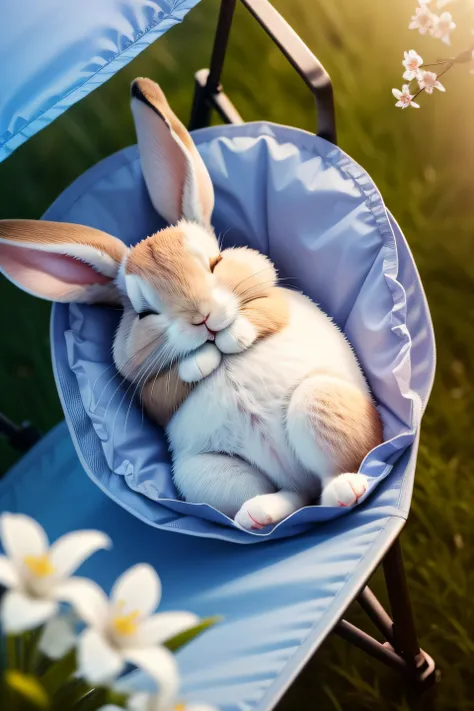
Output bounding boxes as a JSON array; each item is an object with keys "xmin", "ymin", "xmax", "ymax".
[{"xmin": 0, "ymin": 243, "xmax": 110, "ymax": 301}]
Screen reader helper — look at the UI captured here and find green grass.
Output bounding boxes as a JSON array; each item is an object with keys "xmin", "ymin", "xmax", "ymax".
[{"xmin": 1, "ymin": 0, "xmax": 473, "ymax": 707}]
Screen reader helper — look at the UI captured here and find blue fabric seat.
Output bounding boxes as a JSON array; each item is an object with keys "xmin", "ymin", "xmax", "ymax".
[
  {"xmin": 0, "ymin": 421, "xmax": 416, "ymax": 710},
  {"xmin": 45, "ymin": 124, "xmax": 435, "ymax": 542}
]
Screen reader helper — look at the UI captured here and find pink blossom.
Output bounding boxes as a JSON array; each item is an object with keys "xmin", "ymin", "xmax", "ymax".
[
  {"xmin": 392, "ymin": 85, "xmax": 420, "ymax": 109},
  {"xmin": 432, "ymin": 11, "xmax": 456, "ymax": 44},
  {"xmin": 418, "ymin": 70, "xmax": 446, "ymax": 93},
  {"xmin": 402, "ymin": 50, "xmax": 424, "ymax": 80},
  {"xmin": 409, "ymin": 4, "xmax": 436, "ymax": 34}
]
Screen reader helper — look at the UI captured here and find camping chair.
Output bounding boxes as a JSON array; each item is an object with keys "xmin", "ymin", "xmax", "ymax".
[{"xmin": 0, "ymin": 1, "xmax": 437, "ymax": 708}]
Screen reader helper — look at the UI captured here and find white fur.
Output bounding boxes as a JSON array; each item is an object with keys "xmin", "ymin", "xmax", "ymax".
[
  {"xmin": 180, "ymin": 221, "xmax": 219, "ymax": 268},
  {"xmin": 179, "ymin": 343, "xmax": 222, "ymax": 383},
  {"xmin": 320, "ymin": 473, "xmax": 369, "ymax": 507},
  {"xmin": 214, "ymin": 315, "xmax": 257, "ymax": 354},
  {"xmin": 124, "ymin": 272, "xmax": 165, "ymax": 315},
  {"xmin": 167, "ymin": 289, "xmax": 372, "ymax": 528},
  {"xmin": 234, "ymin": 491, "xmax": 309, "ymax": 530}
]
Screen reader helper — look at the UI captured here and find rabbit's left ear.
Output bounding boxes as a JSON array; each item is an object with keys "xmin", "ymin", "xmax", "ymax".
[{"xmin": 130, "ymin": 77, "xmax": 214, "ymax": 228}]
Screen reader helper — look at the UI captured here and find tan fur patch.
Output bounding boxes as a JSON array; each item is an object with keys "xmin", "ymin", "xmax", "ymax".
[
  {"xmin": 213, "ymin": 247, "xmax": 287, "ymax": 339},
  {"xmin": 307, "ymin": 378, "xmax": 383, "ymax": 472},
  {"xmin": 142, "ymin": 365, "xmax": 193, "ymax": 428},
  {"xmin": 240, "ymin": 289, "xmax": 289, "ymax": 339},
  {"xmin": 0, "ymin": 220, "xmax": 127, "ymax": 264},
  {"xmin": 214, "ymin": 247, "xmax": 277, "ymax": 302},
  {"xmin": 126, "ymin": 227, "xmax": 212, "ymax": 320}
]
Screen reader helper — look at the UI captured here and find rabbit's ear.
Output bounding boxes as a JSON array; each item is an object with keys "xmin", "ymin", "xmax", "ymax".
[
  {"xmin": 131, "ymin": 78, "xmax": 214, "ymax": 227},
  {"xmin": 0, "ymin": 220, "xmax": 128, "ymax": 303}
]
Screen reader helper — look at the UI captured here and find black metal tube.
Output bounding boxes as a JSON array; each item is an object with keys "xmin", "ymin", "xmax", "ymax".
[
  {"xmin": 208, "ymin": 0, "xmax": 237, "ymax": 91},
  {"xmin": 358, "ymin": 587, "xmax": 395, "ymax": 645},
  {"xmin": 0, "ymin": 413, "xmax": 40, "ymax": 453},
  {"xmin": 383, "ymin": 539, "xmax": 422, "ymax": 662},
  {"xmin": 240, "ymin": 0, "xmax": 336, "ymax": 143},
  {"xmin": 335, "ymin": 620, "xmax": 410, "ymax": 674},
  {"xmin": 189, "ymin": 0, "xmax": 237, "ymax": 130}
]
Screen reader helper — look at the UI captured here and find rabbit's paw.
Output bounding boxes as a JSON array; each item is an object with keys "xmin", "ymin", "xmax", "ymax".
[
  {"xmin": 178, "ymin": 343, "xmax": 222, "ymax": 383},
  {"xmin": 320, "ymin": 473, "xmax": 368, "ymax": 507},
  {"xmin": 215, "ymin": 315, "xmax": 257, "ymax": 354},
  {"xmin": 234, "ymin": 497, "xmax": 275, "ymax": 530}
]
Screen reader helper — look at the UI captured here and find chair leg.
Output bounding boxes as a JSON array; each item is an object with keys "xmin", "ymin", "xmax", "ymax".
[
  {"xmin": 382, "ymin": 538, "xmax": 436, "ymax": 688},
  {"xmin": 335, "ymin": 537, "xmax": 436, "ymax": 691}
]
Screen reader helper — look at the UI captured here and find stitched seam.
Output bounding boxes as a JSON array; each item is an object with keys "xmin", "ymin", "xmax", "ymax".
[{"xmin": 0, "ymin": 0, "xmax": 189, "ymax": 150}]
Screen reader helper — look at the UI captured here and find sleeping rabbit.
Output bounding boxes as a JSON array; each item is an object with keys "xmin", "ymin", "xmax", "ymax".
[{"xmin": 0, "ymin": 78, "xmax": 383, "ymax": 530}]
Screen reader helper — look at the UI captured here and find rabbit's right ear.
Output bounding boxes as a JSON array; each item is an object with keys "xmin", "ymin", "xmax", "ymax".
[
  {"xmin": 0, "ymin": 220, "xmax": 128, "ymax": 303},
  {"xmin": 131, "ymin": 77, "xmax": 214, "ymax": 227}
]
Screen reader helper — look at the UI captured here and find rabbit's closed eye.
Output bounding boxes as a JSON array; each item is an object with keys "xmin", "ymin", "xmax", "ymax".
[{"xmin": 138, "ymin": 309, "xmax": 159, "ymax": 320}]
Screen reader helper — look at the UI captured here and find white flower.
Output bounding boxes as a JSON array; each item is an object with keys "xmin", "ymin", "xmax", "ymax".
[
  {"xmin": 129, "ymin": 695, "xmax": 216, "ymax": 711},
  {"xmin": 74, "ymin": 563, "xmax": 199, "ymax": 699},
  {"xmin": 402, "ymin": 50, "xmax": 424, "ymax": 80},
  {"xmin": 418, "ymin": 70, "xmax": 446, "ymax": 93},
  {"xmin": 432, "ymin": 11, "xmax": 456, "ymax": 43},
  {"xmin": 392, "ymin": 85, "xmax": 421, "ymax": 109},
  {"xmin": 409, "ymin": 4, "xmax": 436, "ymax": 34},
  {"xmin": 0, "ymin": 513, "xmax": 111, "ymax": 634},
  {"xmin": 38, "ymin": 613, "xmax": 77, "ymax": 659},
  {"xmin": 100, "ymin": 700, "xmax": 216, "ymax": 711}
]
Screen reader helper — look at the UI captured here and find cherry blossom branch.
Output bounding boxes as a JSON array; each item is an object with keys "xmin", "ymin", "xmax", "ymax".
[{"xmin": 392, "ymin": 0, "xmax": 474, "ymax": 109}]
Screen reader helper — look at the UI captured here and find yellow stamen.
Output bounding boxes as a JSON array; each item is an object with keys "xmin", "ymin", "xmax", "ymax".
[
  {"xmin": 24, "ymin": 554, "xmax": 55, "ymax": 578},
  {"xmin": 174, "ymin": 705, "xmax": 186, "ymax": 711},
  {"xmin": 112, "ymin": 609, "xmax": 140, "ymax": 637}
]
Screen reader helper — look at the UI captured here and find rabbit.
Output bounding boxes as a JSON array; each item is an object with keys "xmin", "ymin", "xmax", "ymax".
[{"xmin": 0, "ymin": 77, "xmax": 383, "ymax": 531}]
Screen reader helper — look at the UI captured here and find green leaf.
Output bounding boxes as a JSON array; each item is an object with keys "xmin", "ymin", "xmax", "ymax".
[
  {"xmin": 163, "ymin": 616, "xmax": 221, "ymax": 652},
  {"xmin": 40, "ymin": 649, "xmax": 77, "ymax": 695},
  {"xmin": 6, "ymin": 670, "xmax": 50, "ymax": 709}
]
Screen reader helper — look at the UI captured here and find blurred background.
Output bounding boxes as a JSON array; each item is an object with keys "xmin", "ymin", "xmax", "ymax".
[{"xmin": 0, "ymin": 0, "xmax": 473, "ymax": 708}]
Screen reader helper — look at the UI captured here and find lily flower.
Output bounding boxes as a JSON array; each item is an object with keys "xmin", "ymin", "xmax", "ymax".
[
  {"xmin": 0, "ymin": 513, "xmax": 110, "ymax": 634},
  {"xmin": 73, "ymin": 563, "xmax": 199, "ymax": 696}
]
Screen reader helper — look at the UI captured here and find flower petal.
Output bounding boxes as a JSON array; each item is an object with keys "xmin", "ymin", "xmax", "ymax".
[
  {"xmin": 124, "ymin": 646, "xmax": 179, "ymax": 710},
  {"xmin": 78, "ymin": 628, "xmax": 125, "ymax": 685},
  {"xmin": 0, "ymin": 590, "xmax": 57, "ymax": 634},
  {"xmin": 111, "ymin": 564, "xmax": 161, "ymax": 618},
  {"xmin": 39, "ymin": 614, "xmax": 76, "ymax": 659},
  {"xmin": 0, "ymin": 513, "xmax": 48, "ymax": 566},
  {"xmin": 0, "ymin": 555, "xmax": 20, "ymax": 587},
  {"xmin": 187, "ymin": 705, "xmax": 219, "ymax": 711},
  {"xmin": 96, "ymin": 707, "xmax": 124, "ymax": 711},
  {"xmin": 138, "ymin": 611, "xmax": 200, "ymax": 646},
  {"xmin": 53, "ymin": 577, "xmax": 109, "ymax": 629},
  {"xmin": 392, "ymin": 88, "xmax": 402, "ymax": 99},
  {"xmin": 49, "ymin": 530, "xmax": 111, "ymax": 578},
  {"xmin": 127, "ymin": 693, "xmax": 153, "ymax": 711}
]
